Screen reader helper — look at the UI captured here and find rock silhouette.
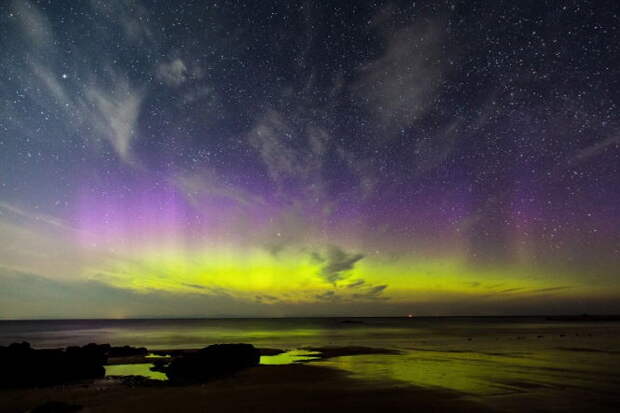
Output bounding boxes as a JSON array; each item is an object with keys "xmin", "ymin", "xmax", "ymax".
[
  {"xmin": 0, "ymin": 342, "xmax": 108, "ymax": 388},
  {"xmin": 164, "ymin": 343, "xmax": 260, "ymax": 382},
  {"xmin": 107, "ymin": 345, "xmax": 148, "ymax": 357}
]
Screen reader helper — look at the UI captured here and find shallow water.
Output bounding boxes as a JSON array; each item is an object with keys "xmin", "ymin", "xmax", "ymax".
[
  {"xmin": 105, "ymin": 363, "xmax": 167, "ymax": 381},
  {"xmin": 260, "ymin": 349, "xmax": 321, "ymax": 365},
  {"xmin": 105, "ymin": 349, "xmax": 321, "ymax": 381},
  {"xmin": 3, "ymin": 317, "xmax": 620, "ymax": 411}
]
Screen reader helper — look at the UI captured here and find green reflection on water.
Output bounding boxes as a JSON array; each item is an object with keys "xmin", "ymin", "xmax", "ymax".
[
  {"xmin": 260, "ymin": 350, "xmax": 321, "ymax": 365},
  {"xmin": 317, "ymin": 348, "xmax": 620, "ymax": 396},
  {"xmin": 105, "ymin": 363, "xmax": 167, "ymax": 381},
  {"xmin": 145, "ymin": 353, "xmax": 171, "ymax": 359}
]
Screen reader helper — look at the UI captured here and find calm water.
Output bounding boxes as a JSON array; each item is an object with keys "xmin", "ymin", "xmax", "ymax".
[{"xmin": 2, "ymin": 317, "xmax": 620, "ymax": 411}]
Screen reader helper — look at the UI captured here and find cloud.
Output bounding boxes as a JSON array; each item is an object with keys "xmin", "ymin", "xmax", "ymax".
[
  {"xmin": 12, "ymin": 0, "xmax": 53, "ymax": 47},
  {"xmin": 249, "ymin": 111, "xmax": 313, "ymax": 179},
  {"xmin": 314, "ymin": 290, "xmax": 338, "ymax": 301},
  {"xmin": 336, "ymin": 148, "xmax": 379, "ymax": 199},
  {"xmin": 157, "ymin": 59, "xmax": 188, "ymax": 86},
  {"xmin": 352, "ymin": 284, "xmax": 388, "ymax": 300},
  {"xmin": 529, "ymin": 286, "xmax": 572, "ymax": 294},
  {"xmin": 8, "ymin": 0, "xmax": 148, "ymax": 165},
  {"xmin": 89, "ymin": 0, "xmax": 154, "ymax": 45},
  {"xmin": 182, "ymin": 283, "xmax": 207, "ymax": 290},
  {"xmin": 0, "ymin": 269, "xmax": 253, "ymax": 320},
  {"xmin": 346, "ymin": 279, "xmax": 365, "ymax": 288},
  {"xmin": 0, "ymin": 202, "xmax": 73, "ymax": 231},
  {"xmin": 0, "ymin": 211, "xmax": 85, "ymax": 281},
  {"xmin": 172, "ymin": 170, "xmax": 265, "ymax": 208},
  {"xmin": 249, "ymin": 110, "xmax": 329, "ymax": 197},
  {"xmin": 561, "ymin": 134, "xmax": 620, "ymax": 171},
  {"xmin": 85, "ymin": 79, "xmax": 144, "ymax": 164},
  {"xmin": 314, "ymin": 245, "xmax": 365, "ymax": 284},
  {"xmin": 255, "ymin": 294, "xmax": 279, "ymax": 303},
  {"xmin": 351, "ymin": 16, "xmax": 447, "ymax": 136}
]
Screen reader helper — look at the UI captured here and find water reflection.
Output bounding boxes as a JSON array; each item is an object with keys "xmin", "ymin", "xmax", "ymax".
[
  {"xmin": 145, "ymin": 353, "xmax": 171, "ymax": 359},
  {"xmin": 317, "ymin": 348, "xmax": 620, "ymax": 397},
  {"xmin": 105, "ymin": 363, "xmax": 167, "ymax": 381},
  {"xmin": 5, "ymin": 317, "xmax": 620, "ymax": 409},
  {"xmin": 260, "ymin": 350, "xmax": 320, "ymax": 365}
]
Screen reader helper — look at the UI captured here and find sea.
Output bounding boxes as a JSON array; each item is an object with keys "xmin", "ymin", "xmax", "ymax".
[{"xmin": 1, "ymin": 317, "xmax": 619, "ymax": 411}]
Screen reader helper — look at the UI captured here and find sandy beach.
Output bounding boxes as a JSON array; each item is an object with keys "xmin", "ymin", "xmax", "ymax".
[{"xmin": 0, "ymin": 350, "xmax": 495, "ymax": 413}]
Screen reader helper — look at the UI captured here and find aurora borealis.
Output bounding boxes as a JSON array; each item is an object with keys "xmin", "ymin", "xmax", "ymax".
[{"xmin": 1, "ymin": 0, "xmax": 619, "ymax": 318}]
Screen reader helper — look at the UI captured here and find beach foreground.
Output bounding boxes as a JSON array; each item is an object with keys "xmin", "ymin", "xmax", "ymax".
[
  {"xmin": 1, "ymin": 361, "xmax": 495, "ymax": 413},
  {"xmin": 2, "ymin": 318, "xmax": 620, "ymax": 412}
]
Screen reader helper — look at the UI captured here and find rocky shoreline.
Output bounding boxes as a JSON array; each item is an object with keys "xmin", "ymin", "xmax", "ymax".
[{"xmin": 0, "ymin": 342, "xmax": 495, "ymax": 412}]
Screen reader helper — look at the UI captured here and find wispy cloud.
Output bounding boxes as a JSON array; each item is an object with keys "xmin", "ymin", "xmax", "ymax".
[
  {"xmin": 12, "ymin": 0, "xmax": 53, "ymax": 47},
  {"xmin": 0, "ymin": 269, "xmax": 254, "ymax": 319},
  {"xmin": 89, "ymin": 0, "xmax": 154, "ymax": 45},
  {"xmin": 352, "ymin": 284, "xmax": 388, "ymax": 300},
  {"xmin": 172, "ymin": 170, "xmax": 265, "ymax": 208},
  {"xmin": 157, "ymin": 59, "xmax": 189, "ymax": 86},
  {"xmin": 85, "ymin": 79, "xmax": 144, "ymax": 164},
  {"xmin": 249, "ymin": 109, "xmax": 327, "ymax": 195},
  {"xmin": 352, "ymin": 15, "xmax": 447, "ymax": 137},
  {"xmin": 9, "ymin": 0, "xmax": 148, "ymax": 165},
  {"xmin": 0, "ymin": 203, "xmax": 90, "ymax": 280},
  {"xmin": 0, "ymin": 202, "xmax": 71, "ymax": 231}
]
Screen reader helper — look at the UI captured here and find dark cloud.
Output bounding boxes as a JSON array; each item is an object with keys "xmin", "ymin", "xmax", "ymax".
[
  {"xmin": 531, "ymin": 286, "xmax": 572, "ymax": 294},
  {"xmin": 498, "ymin": 288, "xmax": 524, "ymax": 294},
  {"xmin": 314, "ymin": 290, "xmax": 338, "ymax": 301},
  {"xmin": 314, "ymin": 246, "xmax": 365, "ymax": 284},
  {"xmin": 352, "ymin": 284, "xmax": 388, "ymax": 301},
  {"xmin": 182, "ymin": 283, "xmax": 207, "ymax": 290},
  {"xmin": 255, "ymin": 294, "xmax": 279, "ymax": 303},
  {"xmin": 347, "ymin": 279, "xmax": 365, "ymax": 289}
]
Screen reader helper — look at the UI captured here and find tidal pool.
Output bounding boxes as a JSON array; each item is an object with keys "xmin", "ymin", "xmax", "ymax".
[
  {"xmin": 105, "ymin": 363, "xmax": 167, "ymax": 381},
  {"xmin": 260, "ymin": 349, "xmax": 321, "ymax": 365}
]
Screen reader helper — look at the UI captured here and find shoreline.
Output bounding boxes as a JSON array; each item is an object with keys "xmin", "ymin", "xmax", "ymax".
[
  {"xmin": 0, "ymin": 343, "xmax": 496, "ymax": 412},
  {"xmin": 3, "ymin": 330, "xmax": 620, "ymax": 412},
  {"xmin": 1, "ymin": 351, "xmax": 495, "ymax": 413},
  {"xmin": 104, "ymin": 345, "xmax": 403, "ymax": 365}
]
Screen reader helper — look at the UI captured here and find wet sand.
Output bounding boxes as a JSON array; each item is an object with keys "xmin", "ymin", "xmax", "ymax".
[
  {"xmin": 0, "ymin": 363, "xmax": 494, "ymax": 413},
  {"xmin": 4, "ymin": 341, "xmax": 620, "ymax": 412},
  {"xmin": 0, "ymin": 346, "xmax": 494, "ymax": 413}
]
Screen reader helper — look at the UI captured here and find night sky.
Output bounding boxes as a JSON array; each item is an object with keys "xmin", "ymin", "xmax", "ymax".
[{"xmin": 1, "ymin": 0, "xmax": 619, "ymax": 318}]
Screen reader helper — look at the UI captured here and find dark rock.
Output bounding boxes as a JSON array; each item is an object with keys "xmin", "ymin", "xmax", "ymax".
[
  {"xmin": 150, "ymin": 358, "xmax": 170, "ymax": 372},
  {"xmin": 259, "ymin": 348, "xmax": 286, "ymax": 356},
  {"xmin": 165, "ymin": 343, "xmax": 260, "ymax": 382},
  {"xmin": 0, "ymin": 342, "xmax": 108, "ymax": 388},
  {"xmin": 107, "ymin": 345, "xmax": 148, "ymax": 357}
]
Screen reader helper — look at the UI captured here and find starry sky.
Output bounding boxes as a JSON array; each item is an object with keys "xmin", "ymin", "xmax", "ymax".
[{"xmin": 1, "ymin": 0, "xmax": 619, "ymax": 318}]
